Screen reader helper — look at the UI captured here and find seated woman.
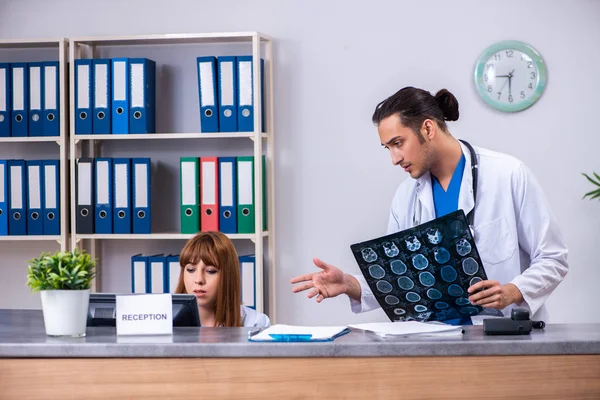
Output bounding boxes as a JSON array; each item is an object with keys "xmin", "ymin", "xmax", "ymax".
[{"xmin": 175, "ymin": 231, "xmax": 270, "ymax": 328}]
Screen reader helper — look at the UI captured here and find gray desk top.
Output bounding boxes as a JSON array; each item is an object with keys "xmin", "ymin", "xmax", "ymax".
[{"xmin": 1, "ymin": 309, "xmax": 599, "ymax": 358}]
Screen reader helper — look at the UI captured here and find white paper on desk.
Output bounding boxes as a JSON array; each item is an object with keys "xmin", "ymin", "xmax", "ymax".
[
  {"xmin": 349, "ymin": 321, "xmax": 463, "ymax": 338},
  {"xmin": 250, "ymin": 324, "xmax": 349, "ymax": 341}
]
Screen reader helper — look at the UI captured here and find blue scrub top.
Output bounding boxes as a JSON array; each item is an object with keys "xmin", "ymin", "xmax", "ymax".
[
  {"xmin": 431, "ymin": 153, "xmax": 472, "ymax": 326},
  {"xmin": 432, "ymin": 153, "xmax": 465, "ymax": 219}
]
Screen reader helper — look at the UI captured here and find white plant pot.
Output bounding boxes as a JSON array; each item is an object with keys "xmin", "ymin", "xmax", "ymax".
[{"xmin": 40, "ymin": 289, "xmax": 90, "ymax": 337}]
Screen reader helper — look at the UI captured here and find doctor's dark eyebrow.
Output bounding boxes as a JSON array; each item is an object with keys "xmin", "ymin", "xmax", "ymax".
[{"xmin": 382, "ymin": 136, "xmax": 402, "ymax": 147}]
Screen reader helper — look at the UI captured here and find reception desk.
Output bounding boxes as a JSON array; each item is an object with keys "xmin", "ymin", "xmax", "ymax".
[{"xmin": 1, "ymin": 309, "xmax": 599, "ymax": 399}]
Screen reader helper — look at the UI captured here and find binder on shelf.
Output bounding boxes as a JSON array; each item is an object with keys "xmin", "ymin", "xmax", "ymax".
[
  {"xmin": 75, "ymin": 59, "xmax": 93, "ymax": 135},
  {"xmin": 260, "ymin": 155, "xmax": 267, "ymax": 230},
  {"xmin": 113, "ymin": 158, "xmax": 132, "ymax": 234},
  {"xmin": 76, "ymin": 158, "xmax": 94, "ymax": 234},
  {"xmin": 236, "ymin": 156, "xmax": 254, "ymax": 233},
  {"xmin": 149, "ymin": 254, "xmax": 167, "ymax": 293},
  {"xmin": 131, "ymin": 254, "xmax": 149, "ymax": 293},
  {"xmin": 239, "ymin": 255, "xmax": 256, "ymax": 309},
  {"xmin": 7, "ymin": 159, "xmax": 26, "ymax": 235},
  {"xmin": 111, "ymin": 58, "xmax": 130, "ymax": 134},
  {"xmin": 196, "ymin": 56, "xmax": 219, "ymax": 133},
  {"xmin": 167, "ymin": 254, "xmax": 180, "ymax": 293},
  {"xmin": 132, "ymin": 158, "xmax": 151, "ymax": 234},
  {"xmin": 0, "ymin": 63, "xmax": 11, "ymax": 137},
  {"xmin": 180, "ymin": 157, "xmax": 199, "ymax": 234},
  {"xmin": 26, "ymin": 160, "xmax": 44, "ymax": 235},
  {"xmin": 92, "ymin": 59, "xmax": 111, "ymax": 135},
  {"xmin": 200, "ymin": 156, "xmax": 218, "ymax": 232},
  {"xmin": 0, "ymin": 160, "xmax": 7, "ymax": 235},
  {"xmin": 43, "ymin": 61, "xmax": 59, "ymax": 137},
  {"xmin": 217, "ymin": 56, "xmax": 237, "ymax": 132},
  {"xmin": 129, "ymin": 58, "xmax": 156, "ymax": 134},
  {"xmin": 218, "ymin": 157, "xmax": 237, "ymax": 234},
  {"xmin": 237, "ymin": 56, "xmax": 265, "ymax": 133},
  {"xmin": 42, "ymin": 160, "xmax": 60, "ymax": 235},
  {"xmin": 94, "ymin": 158, "xmax": 113, "ymax": 234},
  {"xmin": 11, "ymin": 63, "xmax": 28, "ymax": 137},
  {"xmin": 28, "ymin": 62, "xmax": 44, "ymax": 137}
]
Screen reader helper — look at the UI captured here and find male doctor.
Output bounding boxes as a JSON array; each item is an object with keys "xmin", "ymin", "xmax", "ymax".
[{"xmin": 291, "ymin": 86, "xmax": 569, "ymax": 323}]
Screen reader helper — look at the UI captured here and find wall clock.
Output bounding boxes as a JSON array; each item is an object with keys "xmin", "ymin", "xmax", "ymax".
[{"xmin": 474, "ymin": 40, "xmax": 547, "ymax": 112}]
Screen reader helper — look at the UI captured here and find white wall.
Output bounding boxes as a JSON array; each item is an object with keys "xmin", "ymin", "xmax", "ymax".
[{"xmin": 0, "ymin": 0, "xmax": 598, "ymax": 324}]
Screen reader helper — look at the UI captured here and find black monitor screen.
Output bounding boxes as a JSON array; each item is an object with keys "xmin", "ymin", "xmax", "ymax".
[{"xmin": 87, "ymin": 293, "xmax": 201, "ymax": 327}]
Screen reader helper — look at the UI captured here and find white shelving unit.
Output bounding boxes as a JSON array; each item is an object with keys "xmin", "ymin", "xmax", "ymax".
[
  {"xmin": 0, "ymin": 38, "xmax": 70, "ymax": 252},
  {"xmin": 68, "ymin": 32, "xmax": 276, "ymax": 320}
]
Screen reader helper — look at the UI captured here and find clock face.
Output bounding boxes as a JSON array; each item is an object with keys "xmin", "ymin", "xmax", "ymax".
[{"xmin": 474, "ymin": 41, "xmax": 547, "ymax": 112}]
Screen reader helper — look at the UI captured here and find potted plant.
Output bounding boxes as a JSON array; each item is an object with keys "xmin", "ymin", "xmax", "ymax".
[
  {"xmin": 582, "ymin": 172, "xmax": 600, "ymax": 200},
  {"xmin": 26, "ymin": 248, "xmax": 96, "ymax": 337}
]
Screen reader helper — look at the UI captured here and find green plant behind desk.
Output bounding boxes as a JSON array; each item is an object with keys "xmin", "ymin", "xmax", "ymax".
[
  {"xmin": 582, "ymin": 172, "xmax": 600, "ymax": 201},
  {"xmin": 26, "ymin": 249, "xmax": 97, "ymax": 337},
  {"xmin": 26, "ymin": 249, "xmax": 96, "ymax": 292}
]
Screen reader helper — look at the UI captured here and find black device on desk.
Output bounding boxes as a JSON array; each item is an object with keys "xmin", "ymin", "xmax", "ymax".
[
  {"xmin": 87, "ymin": 293, "xmax": 201, "ymax": 327},
  {"xmin": 483, "ymin": 308, "xmax": 545, "ymax": 335}
]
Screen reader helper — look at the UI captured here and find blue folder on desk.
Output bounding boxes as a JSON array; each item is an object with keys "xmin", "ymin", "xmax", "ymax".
[{"xmin": 248, "ymin": 325, "xmax": 350, "ymax": 342}]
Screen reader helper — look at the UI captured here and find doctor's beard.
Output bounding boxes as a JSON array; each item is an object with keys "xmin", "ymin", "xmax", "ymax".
[{"xmin": 412, "ymin": 141, "xmax": 437, "ymax": 179}]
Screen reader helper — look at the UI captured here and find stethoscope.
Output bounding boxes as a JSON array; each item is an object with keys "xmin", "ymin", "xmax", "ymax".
[{"xmin": 412, "ymin": 139, "xmax": 479, "ymax": 238}]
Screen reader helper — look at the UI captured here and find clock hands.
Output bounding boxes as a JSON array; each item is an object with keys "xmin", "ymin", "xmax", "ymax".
[{"xmin": 496, "ymin": 69, "xmax": 515, "ymax": 100}]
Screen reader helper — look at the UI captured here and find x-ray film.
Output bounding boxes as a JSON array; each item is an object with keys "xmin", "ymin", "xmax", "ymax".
[{"xmin": 350, "ymin": 210, "xmax": 488, "ymax": 322}]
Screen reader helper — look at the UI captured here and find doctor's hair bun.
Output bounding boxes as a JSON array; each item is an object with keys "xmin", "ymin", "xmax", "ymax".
[{"xmin": 435, "ymin": 89, "xmax": 459, "ymax": 122}]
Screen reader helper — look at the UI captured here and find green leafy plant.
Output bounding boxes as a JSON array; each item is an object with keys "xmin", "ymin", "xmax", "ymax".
[
  {"xmin": 582, "ymin": 172, "xmax": 600, "ymax": 201},
  {"xmin": 26, "ymin": 249, "xmax": 97, "ymax": 292}
]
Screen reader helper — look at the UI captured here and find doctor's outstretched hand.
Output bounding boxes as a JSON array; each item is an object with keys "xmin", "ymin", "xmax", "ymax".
[{"xmin": 290, "ymin": 258, "xmax": 362, "ymax": 303}]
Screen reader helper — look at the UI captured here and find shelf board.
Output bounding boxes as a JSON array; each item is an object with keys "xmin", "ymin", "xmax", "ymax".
[
  {"xmin": 73, "ymin": 132, "xmax": 267, "ymax": 141},
  {"xmin": 0, "ymin": 235, "xmax": 61, "ymax": 241},
  {"xmin": 71, "ymin": 32, "xmax": 271, "ymax": 47},
  {"xmin": 0, "ymin": 137, "xmax": 61, "ymax": 143},
  {"xmin": 0, "ymin": 38, "xmax": 64, "ymax": 49},
  {"xmin": 75, "ymin": 232, "xmax": 268, "ymax": 240}
]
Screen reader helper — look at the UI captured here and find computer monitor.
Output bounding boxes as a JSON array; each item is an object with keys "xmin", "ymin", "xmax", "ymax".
[{"xmin": 87, "ymin": 293, "xmax": 201, "ymax": 327}]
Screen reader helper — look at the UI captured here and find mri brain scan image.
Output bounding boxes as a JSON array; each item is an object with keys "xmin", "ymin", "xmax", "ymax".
[
  {"xmin": 361, "ymin": 248, "xmax": 378, "ymax": 263},
  {"xmin": 426, "ymin": 228, "xmax": 443, "ymax": 244},
  {"xmin": 405, "ymin": 236, "xmax": 421, "ymax": 252},
  {"xmin": 456, "ymin": 238, "xmax": 472, "ymax": 256},
  {"xmin": 382, "ymin": 241, "xmax": 400, "ymax": 257},
  {"xmin": 351, "ymin": 210, "xmax": 489, "ymax": 323}
]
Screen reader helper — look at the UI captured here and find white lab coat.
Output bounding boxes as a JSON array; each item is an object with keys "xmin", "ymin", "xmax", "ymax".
[
  {"xmin": 350, "ymin": 142, "xmax": 569, "ymax": 321},
  {"xmin": 241, "ymin": 305, "xmax": 271, "ymax": 328}
]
